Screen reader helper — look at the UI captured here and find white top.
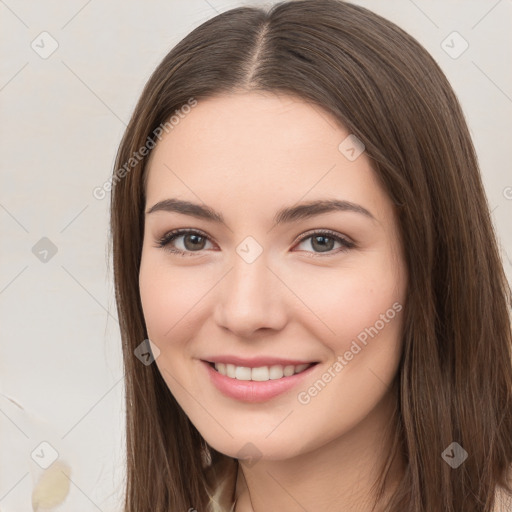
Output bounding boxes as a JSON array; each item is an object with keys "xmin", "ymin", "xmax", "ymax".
[{"xmin": 204, "ymin": 457, "xmax": 512, "ymax": 512}]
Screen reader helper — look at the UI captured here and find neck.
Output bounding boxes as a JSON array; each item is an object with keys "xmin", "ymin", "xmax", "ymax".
[{"xmin": 234, "ymin": 390, "xmax": 403, "ymax": 512}]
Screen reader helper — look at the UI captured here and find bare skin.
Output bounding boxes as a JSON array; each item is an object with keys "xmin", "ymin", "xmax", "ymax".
[{"xmin": 139, "ymin": 91, "xmax": 407, "ymax": 512}]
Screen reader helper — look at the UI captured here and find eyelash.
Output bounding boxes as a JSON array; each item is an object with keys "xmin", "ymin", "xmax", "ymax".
[{"xmin": 154, "ymin": 228, "xmax": 355, "ymax": 258}]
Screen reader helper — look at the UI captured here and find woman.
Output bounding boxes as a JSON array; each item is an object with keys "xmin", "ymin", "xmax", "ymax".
[{"xmin": 109, "ymin": 1, "xmax": 512, "ymax": 510}]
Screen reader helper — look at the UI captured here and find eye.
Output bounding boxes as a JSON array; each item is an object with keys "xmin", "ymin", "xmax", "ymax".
[
  {"xmin": 293, "ymin": 229, "xmax": 354, "ymax": 256},
  {"xmin": 155, "ymin": 229, "xmax": 214, "ymax": 256},
  {"xmin": 154, "ymin": 228, "xmax": 354, "ymax": 257}
]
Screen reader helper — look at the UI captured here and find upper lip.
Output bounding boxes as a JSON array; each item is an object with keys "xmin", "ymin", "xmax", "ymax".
[{"xmin": 202, "ymin": 356, "xmax": 318, "ymax": 368}]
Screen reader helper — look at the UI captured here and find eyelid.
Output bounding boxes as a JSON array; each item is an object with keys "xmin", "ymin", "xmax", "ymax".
[{"xmin": 294, "ymin": 228, "xmax": 354, "ymax": 246}]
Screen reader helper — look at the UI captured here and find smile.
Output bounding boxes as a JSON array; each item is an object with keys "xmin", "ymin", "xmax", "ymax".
[
  {"xmin": 201, "ymin": 360, "xmax": 319, "ymax": 402},
  {"xmin": 209, "ymin": 361, "xmax": 314, "ymax": 381}
]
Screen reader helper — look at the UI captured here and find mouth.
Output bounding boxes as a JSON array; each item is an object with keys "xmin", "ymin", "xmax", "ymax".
[
  {"xmin": 204, "ymin": 360, "xmax": 319, "ymax": 382},
  {"xmin": 201, "ymin": 358, "xmax": 321, "ymax": 402}
]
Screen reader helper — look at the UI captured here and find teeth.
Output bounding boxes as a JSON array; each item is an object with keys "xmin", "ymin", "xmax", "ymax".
[{"xmin": 213, "ymin": 362, "xmax": 311, "ymax": 381}]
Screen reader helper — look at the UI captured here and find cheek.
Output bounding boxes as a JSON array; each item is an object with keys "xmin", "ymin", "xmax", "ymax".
[
  {"xmin": 139, "ymin": 260, "xmax": 171, "ymax": 340},
  {"xmin": 281, "ymin": 260, "xmax": 404, "ymax": 354},
  {"xmin": 292, "ymin": 276, "xmax": 404, "ymax": 450},
  {"xmin": 335, "ymin": 280, "xmax": 402, "ymax": 353},
  {"xmin": 138, "ymin": 255, "xmax": 209, "ymax": 341}
]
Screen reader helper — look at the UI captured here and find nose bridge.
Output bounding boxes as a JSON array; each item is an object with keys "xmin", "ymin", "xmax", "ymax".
[{"xmin": 214, "ymin": 248, "xmax": 287, "ymax": 336}]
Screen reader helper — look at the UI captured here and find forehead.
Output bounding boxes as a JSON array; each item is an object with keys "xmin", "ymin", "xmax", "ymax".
[
  {"xmin": 144, "ymin": 91, "xmax": 389, "ymax": 223},
  {"xmin": 149, "ymin": 91, "xmax": 349, "ymax": 168}
]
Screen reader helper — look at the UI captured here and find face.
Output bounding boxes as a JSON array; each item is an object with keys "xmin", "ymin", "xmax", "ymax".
[{"xmin": 139, "ymin": 91, "xmax": 407, "ymax": 461}]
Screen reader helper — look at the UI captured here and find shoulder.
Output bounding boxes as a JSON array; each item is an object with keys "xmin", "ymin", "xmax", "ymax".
[
  {"xmin": 493, "ymin": 465, "xmax": 512, "ymax": 512},
  {"xmin": 204, "ymin": 455, "xmax": 238, "ymax": 512},
  {"xmin": 203, "ymin": 458, "xmax": 512, "ymax": 512}
]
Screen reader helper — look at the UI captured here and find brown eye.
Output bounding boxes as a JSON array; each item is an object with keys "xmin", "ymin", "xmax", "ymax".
[
  {"xmin": 156, "ymin": 229, "xmax": 214, "ymax": 256},
  {"xmin": 294, "ymin": 230, "xmax": 354, "ymax": 255},
  {"xmin": 310, "ymin": 234, "xmax": 336, "ymax": 252},
  {"xmin": 182, "ymin": 233, "xmax": 207, "ymax": 251}
]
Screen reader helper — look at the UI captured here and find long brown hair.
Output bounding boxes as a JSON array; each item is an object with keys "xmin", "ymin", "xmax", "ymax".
[{"xmin": 109, "ymin": 1, "xmax": 512, "ymax": 510}]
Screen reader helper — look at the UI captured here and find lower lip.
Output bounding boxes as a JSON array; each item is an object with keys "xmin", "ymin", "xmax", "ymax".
[{"xmin": 201, "ymin": 360, "xmax": 318, "ymax": 403}]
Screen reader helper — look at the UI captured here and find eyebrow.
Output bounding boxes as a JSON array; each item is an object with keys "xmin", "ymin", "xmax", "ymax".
[{"xmin": 145, "ymin": 198, "xmax": 376, "ymax": 226}]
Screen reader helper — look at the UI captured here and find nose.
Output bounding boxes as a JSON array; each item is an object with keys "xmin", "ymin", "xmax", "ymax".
[{"xmin": 213, "ymin": 255, "xmax": 288, "ymax": 338}]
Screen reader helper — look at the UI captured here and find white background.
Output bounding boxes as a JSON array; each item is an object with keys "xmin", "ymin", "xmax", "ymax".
[{"xmin": 1, "ymin": 1, "xmax": 511, "ymax": 510}]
